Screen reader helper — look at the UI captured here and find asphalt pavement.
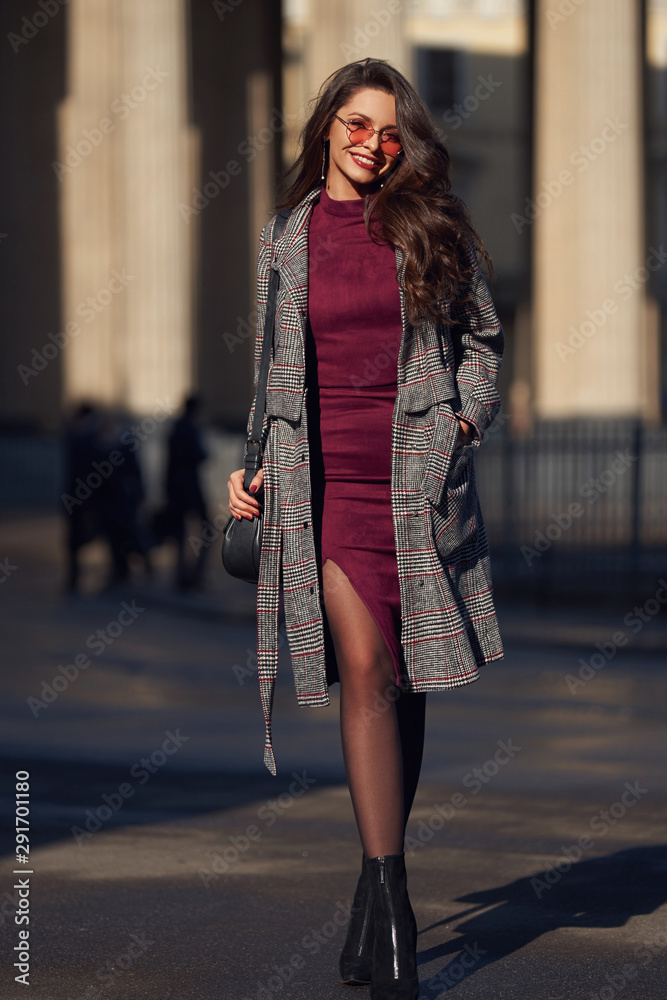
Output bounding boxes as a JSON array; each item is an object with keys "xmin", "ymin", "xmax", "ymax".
[{"xmin": 0, "ymin": 511, "xmax": 666, "ymax": 1000}]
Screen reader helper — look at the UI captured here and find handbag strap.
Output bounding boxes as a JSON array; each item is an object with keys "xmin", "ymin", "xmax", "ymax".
[{"xmin": 244, "ymin": 207, "xmax": 291, "ymax": 489}]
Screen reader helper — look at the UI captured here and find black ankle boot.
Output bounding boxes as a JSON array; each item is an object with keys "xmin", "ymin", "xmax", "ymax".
[
  {"xmin": 339, "ymin": 854, "xmax": 373, "ymax": 986},
  {"xmin": 366, "ymin": 853, "xmax": 418, "ymax": 999}
]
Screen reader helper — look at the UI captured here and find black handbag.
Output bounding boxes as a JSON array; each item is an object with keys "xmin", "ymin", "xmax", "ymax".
[{"xmin": 221, "ymin": 208, "xmax": 291, "ymax": 584}]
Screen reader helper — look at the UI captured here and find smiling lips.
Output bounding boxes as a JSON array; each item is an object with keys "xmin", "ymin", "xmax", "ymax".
[{"xmin": 349, "ymin": 150, "xmax": 380, "ymax": 170}]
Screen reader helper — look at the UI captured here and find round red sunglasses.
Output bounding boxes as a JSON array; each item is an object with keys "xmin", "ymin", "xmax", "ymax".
[{"xmin": 332, "ymin": 114, "xmax": 403, "ymax": 156}]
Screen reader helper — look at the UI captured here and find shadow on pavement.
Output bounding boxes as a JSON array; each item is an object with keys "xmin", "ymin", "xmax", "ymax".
[
  {"xmin": 418, "ymin": 845, "xmax": 667, "ymax": 998},
  {"xmin": 0, "ymin": 753, "xmax": 338, "ymax": 850}
]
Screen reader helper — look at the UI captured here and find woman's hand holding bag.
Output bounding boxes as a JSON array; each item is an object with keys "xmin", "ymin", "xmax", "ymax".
[{"xmin": 221, "ymin": 466, "xmax": 264, "ymax": 584}]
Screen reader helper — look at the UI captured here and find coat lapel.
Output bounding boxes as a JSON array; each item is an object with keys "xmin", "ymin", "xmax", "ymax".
[{"xmin": 272, "ymin": 186, "xmax": 321, "ymax": 318}]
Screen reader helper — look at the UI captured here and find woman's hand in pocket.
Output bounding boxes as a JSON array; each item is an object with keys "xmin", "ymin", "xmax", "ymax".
[{"xmin": 456, "ymin": 419, "xmax": 475, "ymax": 447}]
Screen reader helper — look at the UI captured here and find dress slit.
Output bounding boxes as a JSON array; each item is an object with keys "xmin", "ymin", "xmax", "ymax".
[{"xmin": 321, "ymin": 555, "xmax": 402, "ymax": 688}]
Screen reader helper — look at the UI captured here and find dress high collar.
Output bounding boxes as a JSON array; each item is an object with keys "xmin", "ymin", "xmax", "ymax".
[{"xmin": 318, "ymin": 183, "xmax": 368, "ymax": 217}]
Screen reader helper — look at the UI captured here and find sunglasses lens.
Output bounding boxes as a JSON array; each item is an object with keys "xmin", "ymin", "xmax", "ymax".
[
  {"xmin": 345, "ymin": 121, "xmax": 402, "ymax": 155},
  {"xmin": 348, "ymin": 127, "xmax": 370, "ymax": 144}
]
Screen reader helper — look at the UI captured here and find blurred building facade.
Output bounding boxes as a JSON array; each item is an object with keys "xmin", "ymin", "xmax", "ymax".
[{"xmin": 0, "ymin": 0, "xmax": 666, "ymax": 436}]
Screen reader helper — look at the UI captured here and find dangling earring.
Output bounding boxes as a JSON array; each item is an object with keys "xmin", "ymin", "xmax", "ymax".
[{"xmin": 321, "ymin": 138, "xmax": 328, "ymax": 181}]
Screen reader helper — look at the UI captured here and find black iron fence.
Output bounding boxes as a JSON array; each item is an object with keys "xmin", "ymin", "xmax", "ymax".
[
  {"xmin": 2, "ymin": 419, "xmax": 666, "ymax": 603},
  {"xmin": 475, "ymin": 416, "xmax": 667, "ymax": 602}
]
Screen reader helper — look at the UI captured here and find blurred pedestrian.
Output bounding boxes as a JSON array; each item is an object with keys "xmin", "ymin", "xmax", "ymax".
[
  {"xmin": 62, "ymin": 402, "xmax": 101, "ymax": 592},
  {"xmin": 166, "ymin": 394, "xmax": 209, "ymax": 590},
  {"xmin": 96, "ymin": 415, "xmax": 149, "ymax": 587}
]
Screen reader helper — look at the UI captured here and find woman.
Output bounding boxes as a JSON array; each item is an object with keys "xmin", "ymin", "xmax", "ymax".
[{"xmin": 227, "ymin": 58, "xmax": 504, "ymax": 999}]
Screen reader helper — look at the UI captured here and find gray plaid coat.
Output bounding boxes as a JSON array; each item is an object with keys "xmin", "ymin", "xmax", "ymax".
[{"xmin": 245, "ymin": 184, "xmax": 504, "ymax": 774}]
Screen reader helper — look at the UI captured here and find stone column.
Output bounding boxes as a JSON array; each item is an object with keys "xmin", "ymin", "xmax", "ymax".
[
  {"xmin": 531, "ymin": 0, "xmax": 659, "ymax": 421},
  {"xmin": 247, "ymin": 68, "xmax": 276, "ymax": 282},
  {"xmin": 58, "ymin": 0, "xmax": 198, "ymax": 414}
]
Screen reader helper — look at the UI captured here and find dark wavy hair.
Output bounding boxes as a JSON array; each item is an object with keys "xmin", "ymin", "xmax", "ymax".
[{"xmin": 277, "ymin": 58, "xmax": 494, "ymax": 326}]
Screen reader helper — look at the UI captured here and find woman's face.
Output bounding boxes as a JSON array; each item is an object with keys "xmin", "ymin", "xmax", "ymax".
[{"xmin": 323, "ymin": 87, "xmax": 401, "ymax": 199}]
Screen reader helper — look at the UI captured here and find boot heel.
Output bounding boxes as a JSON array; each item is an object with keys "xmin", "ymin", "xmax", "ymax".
[
  {"xmin": 366, "ymin": 853, "xmax": 418, "ymax": 1000},
  {"xmin": 339, "ymin": 854, "xmax": 373, "ymax": 986}
]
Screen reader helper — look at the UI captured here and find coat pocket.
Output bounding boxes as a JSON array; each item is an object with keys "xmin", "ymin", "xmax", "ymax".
[
  {"xmin": 428, "ymin": 453, "xmax": 478, "ymax": 558},
  {"xmin": 419, "ymin": 402, "xmax": 478, "ymax": 558},
  {"xmin": 419, "ymin": 402, "xmax": 472, "ymax": 509}
]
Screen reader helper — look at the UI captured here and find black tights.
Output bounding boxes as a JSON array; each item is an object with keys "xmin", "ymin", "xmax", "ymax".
[{"xmin": 322, "ymin": 559, "xmax": 426, "ymax": 858}]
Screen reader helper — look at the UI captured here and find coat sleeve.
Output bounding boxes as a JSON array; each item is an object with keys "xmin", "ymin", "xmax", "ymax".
[
  {"xmin": 448, "ymin": 238, "xmax": 504, "ymax": 446},
  {"xmin": 245, "ymin": 217, "xmax": 276, "ymax": 448}
]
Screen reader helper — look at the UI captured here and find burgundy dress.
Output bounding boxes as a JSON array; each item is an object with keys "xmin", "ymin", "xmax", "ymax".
[{"xmin": 306, "ymin": 184, "xmax": 404, "ymax": 685}]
